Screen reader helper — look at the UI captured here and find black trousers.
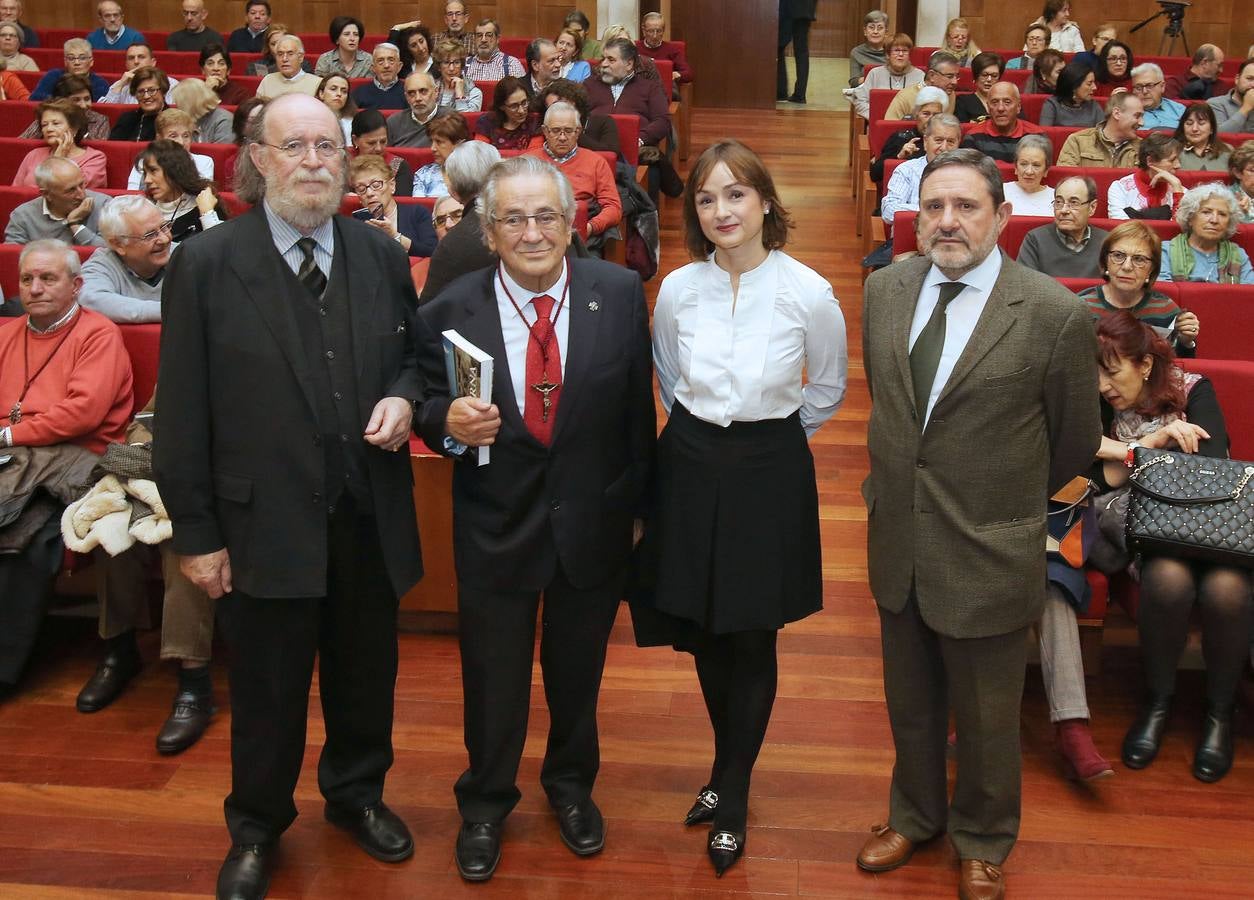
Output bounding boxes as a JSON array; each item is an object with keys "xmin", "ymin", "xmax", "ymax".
[
  {"xmin": 0, "ymin": 515, "xmax": 63, "ymax": 685},
  {"xmin": 216, "ymin": 499, "xmax": 399, "ymax": 845},
  {"xmin": 453, "ymin": 565, "xmax": 622, "ymax": 824},
  {"xmin": 777, "ymin": 17, "xmax": 813, "ymax": 100}
]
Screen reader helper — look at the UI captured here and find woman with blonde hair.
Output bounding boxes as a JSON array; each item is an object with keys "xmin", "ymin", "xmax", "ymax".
[
  {"xmin": 940, "ymin": 17, "xmax": 981, "ymax": 66},
  {"xmin": 170, "ymin": 78, "xmax": 233, "ymax": 144},
  {"xmin": 554, "ymin": 27, "xmax": 591, "ymax": 82}
]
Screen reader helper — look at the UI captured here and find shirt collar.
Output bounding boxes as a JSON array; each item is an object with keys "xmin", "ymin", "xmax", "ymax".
[
  {"xmin": 411, "ymin": 104, "xmax": 440, "ymax": 125},
  {"xmin": 41, "ymin": 197, "xmax": 68, "ymax": 224},
  {"xmin": 1056, "ymin": 225, "xmax": 1092, "ymax": 251},
  {"xmin": 924, "ymin": 245, "xmax": 1003, "ymax": 295},
  {"xmin": 27, "ymin": 302, "xmax": 79, "ymax": 334},
  {"xmin": 264, "ymin": 198, "xmax": 334, "ymax": 249},
  {"xmin": 499, "ymin": 257, "xmax": 569, "ymax": 313},
  {"xmin": 280, "ymin": 69, "xmax": 308, "ymax": 84},
  {"xmin": 373, "ymin": 76, "xmax": 399, "ymax": 90},
  {"xmin": 544, "ymin": 143, "xmax": 579, "ymax": 164}
]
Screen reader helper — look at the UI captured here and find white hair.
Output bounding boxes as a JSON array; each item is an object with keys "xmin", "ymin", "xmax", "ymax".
[
  {"xmin": 275, "ymin": 34, "xmax": 303, "ymax": 53},
  {"xmin": 444, "ymin": 140, "xmax": 501, "ymax": 201},
  {"xmin": 1015, "ymin": 133, "xmax": 1054, "ymax": 163},
  {"xmin": 20, "ymin": 238, "xmax": 81, "ymax": 278},
  {"xmin": 542, "ymin": 101, "xmax": 579, "ymax": 126},
  {"xmin": 1131, "ymin": 62, "xmax": 1164, "ymax": 82},
  {"xmin": 99, "ymin": 194, "xmax": 158, "ymax": 241},
  {"xmin": 63, "ymin": 38, "xmax": 92, "ymax": 56},
  {"xmin": 865, "ymin": 10, "xmax": 889, "ymax": 26},
  {"xmin": 914, "ymin": 86, "xmax": 948, "ymax": 111},
  {"xmin": 373, "ymin": 42, "xmax": 400, "ymax": 57},
  {"xmin": 477, "ymin": 154, "xmax": 577, "ymax": 233},
  {"xmin": 1175, "ymin": 183, "xmax": 1241, "ymax": 239},
  {"xmin": 33, "ymin": 156, "xmax": 82, "ymax": 190}
]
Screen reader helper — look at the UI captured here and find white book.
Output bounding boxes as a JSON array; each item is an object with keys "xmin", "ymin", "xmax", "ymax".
[{"xmin": 442, "ymin": 329, "xmax": 493, "ymax": 466}]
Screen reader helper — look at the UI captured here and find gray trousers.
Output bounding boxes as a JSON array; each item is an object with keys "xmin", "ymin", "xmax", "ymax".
[
  {"xmin": 96, "ymin": 543, "xmax": 214, "ymax": 663},
  {"xmin": 1036, "ymin": 586, "xmax": 1091, "ymax": 723}
]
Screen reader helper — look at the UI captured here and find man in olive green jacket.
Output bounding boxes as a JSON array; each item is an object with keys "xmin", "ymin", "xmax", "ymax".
[{"xmin": 1057, "ymin": 93, "xmax": 1144, "ymax": 167}]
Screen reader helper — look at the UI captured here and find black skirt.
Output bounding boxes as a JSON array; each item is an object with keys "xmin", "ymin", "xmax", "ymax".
[{"xmin": 631, "ymin": 403, "xmax": 823, "ymax": 644}]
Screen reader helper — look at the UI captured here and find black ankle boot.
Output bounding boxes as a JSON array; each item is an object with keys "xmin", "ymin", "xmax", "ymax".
[
  {"xmin": 1193, "ymin": 705, "xmax": 1235, "ymax": 783},
  {"xmin": 684, "ymin": 786, "xmax": 718, "ymax": 826},
  {"xmin": 707, "ymin": 828, "xmax": 744, "ymax": 877},
  {"xmin": 1122, "ymin": 695, "xmax": 1172, "ymax": 769}
]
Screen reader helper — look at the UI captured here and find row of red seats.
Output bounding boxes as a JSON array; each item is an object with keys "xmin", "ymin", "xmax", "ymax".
[
  {"xmin": 858, "ymin": 64, "xmax": 1235, "ymax": 98},
  {"xmin": 900, "ymin": 47, "xmax": 1246, "ymax": 78}
]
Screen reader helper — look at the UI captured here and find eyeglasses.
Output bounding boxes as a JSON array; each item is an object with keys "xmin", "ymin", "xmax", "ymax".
[
  {"xmin": 1052, "ymin": 198, "xmax": 1093, "ymax": 210},
  {"xmin": 263, "ymin": 139, "xmax": 344, "ymax": 159},
  {"xmin": 1108, "ymin": 249, "xmax": 1153, "ymax": 268},
  {"xmin": 65, "ymin": 53, "xmax": 93, "ymax": 63},
  {"xmin": 503, "ymin": 99, "xmax": 530, "ymax": 111},
  {"xmin": 433, "ymin": 209, "xmax": 464, "ymax": 228},
  {"xmin": 977, "ymin": 71, "xmax": 1000, "ymax": 80},
  {"xmin": 1106, "ymin": 55, "xmax": 1128, "ymax": 63},
  {"xmin": 929, "ymin": 69, "xmax": 959, "ymax": 81},
  {"xmin": 123, "ymin": 221, "xmax": 174, "ymax": 243},
  {"xmin": 352, "ymin": 179, "xmax": 386, "ymax": 194},
  {"xmin": 544, "ymin": 126, "xmax": 579, "ymax": 136},
  {"xmin": 492, "ymin": 211, "xmax": 566, "ymax": 232},
  {"xmin": 1131, "ymin": 80, "xmax": 1163, "ymax": 92},
  {"xmin": 474, "ymin": 30, "xmax": 496, "ymax": 39},
  {"xmin": 135, "ymin": 86, "xmax": 162, "ymax": 97}
]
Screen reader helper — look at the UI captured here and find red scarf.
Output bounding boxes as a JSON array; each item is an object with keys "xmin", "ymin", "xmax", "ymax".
[{"xmin": 1132, "ymin": 167, "xmax": 1171, "ymax": 209}]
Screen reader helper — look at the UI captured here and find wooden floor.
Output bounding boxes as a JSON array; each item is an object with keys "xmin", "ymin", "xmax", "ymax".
[{"xmin": 2, "ymin": 107, "xmax": 1253, "ymax": 898}]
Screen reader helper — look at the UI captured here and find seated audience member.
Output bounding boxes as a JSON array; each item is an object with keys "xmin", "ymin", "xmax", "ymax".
[
  {"xmin": 956, "ymin": 52, "xmax": 1004, "ymax": 122},
  {"xmin": 1096, "ymin": 41, "xmax": 1134, "ymax": 92},
  {"xmin": 1175, "ymin": 103, "xmax": 1232, "ymax": 172},
  {"xmin": 1073, "ymin": 22, "xmax": 1117, "ymax": 71},
  {"xmin": 1133, "ymin": 64, "xmax": 1186, "ymax": 132},
  {"xmin": 132, "ymin": 141, "xmax": 225, "ymax": 244},
  {"xmin": 30, "ymin": 39, "xmax": 110, "ymax": 102},
  {"xmin": 885, "ymin": 50, "xmax": 959, "ymax": 119},
  {"xmin": 420, "ymin": 140, "xmax": 501, "ymax": 302},
  {"xmin": 476, "ymin": 76, "xmax": 542, "ymax": 150},
  {"xmin": 20, "ymin": 75, "xmax": 111, "ymax": 142},
  {"xmin": 393, "ymin": 24, "xmax": 434, "ymax": 78},
  {"xmin": 0, "ymin": 240, "xmax": 133, "ymax": 697},
  {"xmin": 350, "ymin": 109, "xmax": 413, "ymax": 197},
  {"xmin": 940, "ymin": 17, "xmax": 980, "ymax": 67},
  {"xmin": 13, "ymin": 101, "xmax": 107, "ymax": 190},
  {"xmin": 125, "ymin": 109, "xmax": 215, "ymax": 189},
  {"xmin": 348, "ymin": 155, "xmax": 436, "ymax": 258},
  {"xmin": 87, "ymin": 1, "xmax": 144, "ymax": 50},
  {"xmin": 1108, "ymin": 133, "xmax": 1185, "ymax": 221},
  {"xmin": 465, "ymin": 18, "xmax": 524, "ymax": 81},
  {"xmin": 220, "ymin": 95, "xmax": 264, "ymax": 186},
  {"xmin": 848, "ymin": 33, "xmax": 921, "ymax": 119},
  {"xmin": 246, "ymin": 23, "xmax": 289, "ymax": 76},
  {"xmin": 5, "ymin": 157, "xmax": 109, "ymax": 247},
  {"xmin": 1206, "ymin": 59, "xmax": 1254, "ymax": 134},
  {"xmin": 871, "ymin": 86, "xmax": 947, "ymax": 188},
  {"xmin": 411, "ymin": 194, "xmax": 463, "ymax": 291},
  {"xmin": 103, "ymin": 43, "xmax": 176, "ymax": 105},
  {"xmin": 414, "ymin": 112, "xmax": 468, "ymax": 197},
  {"xmin": 317, "ymin": 73, "xmax": 358, "ymax": 144},
  {"xmin": 431, "ymin": 0, "xmax": 474, "ymax": 58},
  {"xmin": 525, "ymin": 37, "xmax": 564, "ymax": 97},
  {"xmin": 1159, "ymin": 183, "xmax": 1254, "ymax": 284},
  {"xmin": 1228, "ymin": 141, "xmax": 1254, "ymax": 222},
  {"xmin": 109, "ymin": 67, "xmax": 169, "ymax": 142},
  {"xmin": 1166, "ymin": 45, "xmax": 1226, "ymax": 101},
  {"xmin": 847, "ymin": 11, "xmax": 889, "ymax": 87},
  {"xmin": 961, "ymin": 81, "xmax": 1045, "ymax": 162},
  {"xmin": 1023, "ymin": 48, "xmax": 1064, "ymax": 96},
  {"xmin": 1078, "ymin": 222, "xmax": 1198, "ymax": 356},
  {"xmin": 0, "ymin": 57, "xmax": 29, "ymax": 101},
  {"xmin": 80, "ymin": 195, "xmax": 171, "ymax": 324},
  {"xmin": 198, "ymin": 43, "xmax": 250, "ymax": 106},
  {"xmin": 353, "ymin": 43, "xmax": 406, "ymax": 111},
  {"xmin": 170, "ymin": 81, "xmax": 230, "ymax": 146},
  {"xmin": 539, "ymin": 79, "xmax": 622, "ymax": 157},
  {"xmin": 637, "ymin": 12, "xmax": 692, "ymax": 89},
  {"xmin": 166, "ymin": 0, "xmax": 224, "ymax": 53},
  {"xmin": 1006, "ymin": 24, "xmax": 1050, "ymax": 70},
  {"xmin": 387, "ymin": 72, "xmax": 452, "ymax": 148},
  {"xmin": 1092, "ymin": 313, "xmax": 1247, "ymax": 784},
  {"xmin": 0, "ymin": 22, "xmax": 36, "ymax": 71},
  {"xmin": 1034, "ymin": 0, "xmax": 1084, "ymax": 52},
  {"xmin": 0, "ymin": 0, "xmax": 35, "ymax": 48},
  {"xmin": 227, "ymin": 0, "xmax": 270, "ymax": 53},
  {"xmin": 1057, "ymin": 93, "xmax": 1144, "ymax": 167},
  {"xmin": 566, "ymin": 9, "xmax": 601, "ymax": 60},
  {"xmin": 555, "ymin": 28, "xmax": 591, "ymax": 83},
  {"xmin": 256, "ymin": 35, "xmax": 320, "ymax": 99},
  {"xmin": 881, "ymin": 113, "xmax": 962, "ymax": 229},
  {"xmin": 1004, "ymin": 134, "xmax": 1056, "ymax": 215},
  {"xmin": 525, "ymin": 101, "xmax": 622, "ymax": 245},
  {"xmin": 1017, "ymin": 175, "xmax": 1110, "ymax": 278},
  {"xmin": 315, "ymin": 15, "xmax": 372, "ymax": 78},
  {"xmin": 434, "ymin": 41, "xmax": 484, "ymax": 112},
  {"xmin": 1041, "ymin": 61, "xmax": 1104, "ymax": 127}
]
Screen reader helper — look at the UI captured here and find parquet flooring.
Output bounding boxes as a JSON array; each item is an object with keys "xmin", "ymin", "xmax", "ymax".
[{"xmin": 1, "ymin": 107, "xmax": 1252, "ymax": 898}]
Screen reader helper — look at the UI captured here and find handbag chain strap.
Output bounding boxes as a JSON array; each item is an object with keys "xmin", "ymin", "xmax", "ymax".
[{"xmin": 1132, "ymin": 454, "xmax": 1254, "ymax": 502}]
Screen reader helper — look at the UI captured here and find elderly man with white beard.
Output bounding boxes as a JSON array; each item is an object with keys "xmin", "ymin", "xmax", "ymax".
[{"xmin": 153, "ymin": 93, "xmax": 425, "ymax": 900}]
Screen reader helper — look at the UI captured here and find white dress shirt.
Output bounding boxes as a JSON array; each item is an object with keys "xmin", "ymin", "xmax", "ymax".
[
  {"xmin": 494, "ymin": 260, "xmax": 571, "ymax": 415},
  {"xmin": 653, "ymin": 250, "xmax": 848, "ymax": 436},
  {"xmin": 909, "ymin": 249, "xmax": 1004, "ymax": 427},
  {"xmin": 881, "ymin": 154, "xmax": 928, "ymax": 227}
]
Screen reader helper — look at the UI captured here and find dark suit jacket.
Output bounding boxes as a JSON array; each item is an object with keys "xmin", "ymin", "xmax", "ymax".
[
  {"xmin": 419, "ymin": 205, "xmax": 495, "ymax": 303},
  {"xmin": 153, "ymin": 207, "xmax": 424, "ymax": 599},
  {"xmin": 861, "ymin": 253, "xmax": 1100, "ymax": 639},
  {"xmin": 584, "ymin": 76, "xmax": 672, "ymax": 146},
  {"xmin": 397, "ymin": 202, "xmax": 437, "ymax": 258},
  {"xmin": 414, "ymin": 259, "xmax": 655, "ymax": 592}
]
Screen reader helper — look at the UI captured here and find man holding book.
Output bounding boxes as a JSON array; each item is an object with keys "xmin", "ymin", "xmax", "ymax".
[{"xmin": 413, "ymin": 155, "xmax": 655, "ymax": 883}]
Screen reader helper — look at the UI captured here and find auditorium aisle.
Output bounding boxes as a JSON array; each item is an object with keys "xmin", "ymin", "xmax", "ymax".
[{"xmin": 0, "ymin": 106, "xmax": 1251, "ymax": 898}]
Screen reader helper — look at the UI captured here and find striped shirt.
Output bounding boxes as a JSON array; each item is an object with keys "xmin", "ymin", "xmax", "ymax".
[
  {"xmin": 1078, "ymin": 285, "xmax": 1193, "ymax": 356},
  {"xmin": 464, "ymin": 49, "xmax": 525, "ymax": 81}
]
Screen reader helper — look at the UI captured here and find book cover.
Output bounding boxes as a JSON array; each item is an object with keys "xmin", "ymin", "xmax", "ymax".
[{"xmin": 442, "ymin": 329, "xmax": 494, "ymax": 466}]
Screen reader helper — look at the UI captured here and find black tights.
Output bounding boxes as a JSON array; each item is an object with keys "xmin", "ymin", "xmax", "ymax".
[
  {"xmin": 693, "ymin": 629, "xmax": 778, "ymax": 831},
  {"xmin": 1138, "ymin": 557, "xmax": 1253, "ymax": 708}
]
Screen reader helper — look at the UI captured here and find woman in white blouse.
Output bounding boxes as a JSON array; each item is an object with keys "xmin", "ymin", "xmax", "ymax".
[
  {"xmin": 645, "ymin": 140, "xmax": 847, "ymax": 878},
  {"xmin": 1004, "ymin": 134, "xmax": 1056, "ymax": 216},
  {"xmin": 1034, "ymin": 0, "xmax": 1085, "ymax": 53}
]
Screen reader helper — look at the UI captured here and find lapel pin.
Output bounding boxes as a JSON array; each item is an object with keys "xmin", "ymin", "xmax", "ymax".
[{"xmin": 588, "ymin": 300, "xmax": 600, "ymax": 312}]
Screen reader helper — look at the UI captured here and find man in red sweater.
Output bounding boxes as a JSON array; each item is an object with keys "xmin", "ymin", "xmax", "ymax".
[
  {"xmin": 525, "ymin": 101, "xmax": 621, "ymax": 245},
  {"xmin": 636, "ymin": 12, "xmax": 692, "ymax": 89}
]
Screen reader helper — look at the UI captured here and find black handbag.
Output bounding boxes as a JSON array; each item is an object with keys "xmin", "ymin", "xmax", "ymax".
[{"xmin": 1126, "ymin": 447, "xmax": 1254, "ymax": 569}]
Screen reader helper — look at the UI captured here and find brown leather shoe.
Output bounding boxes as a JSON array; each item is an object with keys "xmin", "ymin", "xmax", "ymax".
[
  {"xmin": 958, "ymin": 859, "xmax": 1005, "ymax": 900},
  {"xmin": 856, "ymin": 823, "xmax": 917, "ymax": 872}
]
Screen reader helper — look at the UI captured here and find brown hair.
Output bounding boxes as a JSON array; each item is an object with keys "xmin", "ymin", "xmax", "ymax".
[
  {"xmin": 1096, "ymin": 311, "xmax": 1185, "ymax": 418},
  {"xmin": 37, "ymin": 99, "xmax": 88, "ymax": 145},
  {"xmin": 1099, "ymin": 220, "xmax": 1163, "ymax": 285},
  {"xmin": 556, "ymin": 26, "xmax": 584, "ymax": 56},
  {"xmin": 427, "ymin": 111, "xmax": 470, "ymax": 144},
  {"xmin": 1230, "ymin": 140, "xmax": 1254, "ymax": 177},
  {"xmin": 683, "ymin": 139, "xmax": 792, "ymax": 259},
  {"xmin": 348, "ymin": 153, "xmax": 393, "ymax": 182},
  {"xmin": 887, "ymin": 32, "xmax": 914, "ymax": 51},
  {"xmin": 130, "ymin": 65, "xmax": 170, "ymax": 96}
]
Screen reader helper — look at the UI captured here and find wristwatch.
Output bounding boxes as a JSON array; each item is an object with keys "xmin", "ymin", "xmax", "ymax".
[{"xmin": 1123, "ymin": 440, "xmax": 1142, "ymax": 468}]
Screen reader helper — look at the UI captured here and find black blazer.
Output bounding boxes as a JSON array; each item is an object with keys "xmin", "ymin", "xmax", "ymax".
[
  {"xmin": 153, "ymin": 207, "xmax": 424, "ymax": 599},
  {"xmin": 397, "ymin": 202, "xmax": 437, "ymax": 258},
  {"xmin": 414, "ymin": 259, "xmax": 655, "ymax": 592}
]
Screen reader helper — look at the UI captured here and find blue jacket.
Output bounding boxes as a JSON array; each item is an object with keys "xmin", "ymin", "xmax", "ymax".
[
  {"xmin": 397, "ymin": 203, "xmax": 438, "ymax": 258},
  {"xmin": 30, "ymin": 70, "xmax": 111, "ymax": 102},
  {"xmin": 86, "ymin": 26, "xmax": 146, "ymax": 50}
]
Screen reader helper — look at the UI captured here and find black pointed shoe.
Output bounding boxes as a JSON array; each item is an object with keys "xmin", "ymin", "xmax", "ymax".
[
  {"xmin": 76, "ymin": 644, "xmax": 141, "ymax": 713},
  {"xmin": 155, "ymin": 687, "xmax": 215, "ymax": 755},
  {"xmin": 1122, "ymin": 696, "xmax": 1172, "ymax": 769},
  {"xmin": 455, "ymin": 821, "xmax": 501, "ymax": 881},
  {"xmin": 554, "ymin": 798, "xmax": 605, "ymax": 856},
  {"xmin": 216, "ymin": 843, "xmax": 274, "ymax": 900},
  {"xmin": 1193, "ymin": 706, "xmax": 1235, "ymax": 783},
  {"xmin": 708, "ymin": 829, "xmax": 744, "ymax": 878},
  {"xmin": 324, "ymin": 802, "xmax": 414, "ymax": 862},
  {"xmin": 684, "ymin": 786, "xmax": 719, "ymax": 826}
]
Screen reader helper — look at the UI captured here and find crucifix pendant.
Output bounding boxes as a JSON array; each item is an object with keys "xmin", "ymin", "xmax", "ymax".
[
  {"xmin": 8, "ymin": 401, "xmax": 20, "ymax": 424},
  {"xmin": 531, "ymin": 379, "xmax": 559, "ymax": 422}
]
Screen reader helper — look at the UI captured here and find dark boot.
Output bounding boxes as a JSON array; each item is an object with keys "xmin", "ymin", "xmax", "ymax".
[
  {"xmin": 1122, "ymin": 695, "xmax": 1172, "ymax": 769},
  {"xmin": 1193, "ymin": 705, "xmax": 1235, "ymax": 783}
]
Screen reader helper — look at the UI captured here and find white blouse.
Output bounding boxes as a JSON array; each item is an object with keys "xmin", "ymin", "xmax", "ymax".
[
  {"xmin": 653, "ymin": 250, "xmax": 848, "ymax": 436},
  {"xmin": 1003, "ymin": 182, "xmax": 1055, "ymax": 217}
]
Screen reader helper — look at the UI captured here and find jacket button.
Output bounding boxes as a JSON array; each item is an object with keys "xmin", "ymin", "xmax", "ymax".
[
  {"xmin": 340, "ymin": 434, "xmax": 349, "ymax": 443},
  {"xmin": 333, "ymin": 391, "xmax": 343, "ymax": 400},
  {"xmin": 916, "ymin": 459, "xmax": 926, "ymax": 468},
  {"xmin": 312, "ymin": 492, "xmax": 322, "ymax": 504},
  {"xmin": 550, "ymin": 500, "xmax": 561, "ymax": 510},
  {"xmin": 313, "ymin": 434, "xmax": 321, "ymax": 446},
  {"xmin": 325, "ymin": 350, "xmax": 335, "ymax": 360}
]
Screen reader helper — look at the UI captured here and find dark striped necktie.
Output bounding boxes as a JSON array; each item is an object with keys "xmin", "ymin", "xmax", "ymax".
[{"xmin": 296, "ymin": 237, "xmax": 327, "ymax": 298}]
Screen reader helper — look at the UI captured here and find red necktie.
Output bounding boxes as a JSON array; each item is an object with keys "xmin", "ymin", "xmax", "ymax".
[{"xmin": 523, "ymin": 294, "xmax": 562, "ymax": 445}]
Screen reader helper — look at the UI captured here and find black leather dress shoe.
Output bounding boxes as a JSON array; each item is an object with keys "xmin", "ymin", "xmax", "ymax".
[
  {"xmin": 325, "ymin": 802, "xmax": 413, "ymax": 862},
  {"xmin": 216, "ymin": 843, "xmax": 274, "ymax": 900},
  {"xmin": 684, "ymin": 786, "xmax": 718, "ymax": 826},
  {"xmin": 156, "ymin": 688, "xmax": 215, "ymax": 755},
  {"xmin": 554, "ymin": 799, "xmax": 605, "ymax": 856},
  {"xmin": 76, "ymin": 647, "xmax": 141, "ymax": 713},
  {"xmin": 1122, "ymin": 696, "xmax": 1172, "ymax": 769},
  {"xmin": 708, "ymin": 829, "xmax": 744, "ymax": 878},
  {"xmin": 455, "ymin": 821, "xmax": 501, "ymax": 881},
  {"xmin": 1193, "ymin": 706, "xmax": 1235, "ymax": 783}
]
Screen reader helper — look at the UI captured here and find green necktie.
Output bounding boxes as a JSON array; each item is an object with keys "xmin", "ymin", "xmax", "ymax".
[{"xmin": 909, "ymin": 280, "xmax": 966, "ymax": 420}]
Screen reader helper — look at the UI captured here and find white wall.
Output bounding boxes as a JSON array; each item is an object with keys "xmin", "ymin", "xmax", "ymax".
[
  {"xmin": 597, "ymin": 0, "xmax": 641, "ymax": 39},
  {"xmin": 916, "ymin": 0, "xmax": 962, "ymax": 46}
]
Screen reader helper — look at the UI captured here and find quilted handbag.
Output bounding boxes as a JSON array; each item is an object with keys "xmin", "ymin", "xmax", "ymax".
[{"xmin": 1126, "ymin": 447, "xmax": 1254, "ymax": 569}]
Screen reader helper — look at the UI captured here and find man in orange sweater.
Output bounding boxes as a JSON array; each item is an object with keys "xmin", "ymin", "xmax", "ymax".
[{"xmin": 525, "ymin": 101, "xmax": 621, "ymax": 248}]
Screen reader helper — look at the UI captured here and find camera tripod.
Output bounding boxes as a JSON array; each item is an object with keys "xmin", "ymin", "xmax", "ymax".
[{"xmin": 1129, "ymin": 2, "xmax": 1191, "ymax": 57}]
